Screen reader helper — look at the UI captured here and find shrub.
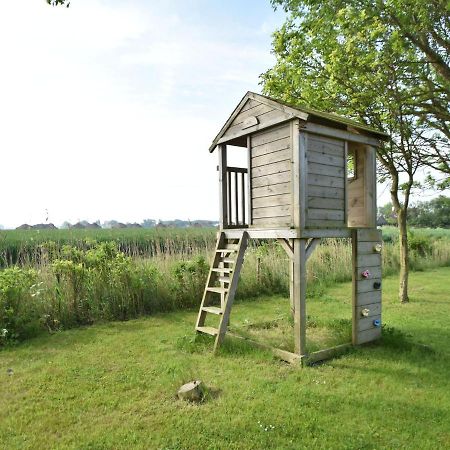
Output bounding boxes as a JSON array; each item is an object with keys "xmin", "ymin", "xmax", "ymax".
[
  {"xmin": 408, "ymin": 231, "xmax": 433, "ymax": 257},
  {"xmin": 170, "ymin": 256, "xmax": 209, "ymax": 308},
  {"xmin": 0, "ymin": 267, "xmax": 39, "ymax": 345}
]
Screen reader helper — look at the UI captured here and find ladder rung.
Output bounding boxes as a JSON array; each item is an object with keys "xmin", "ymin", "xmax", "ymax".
[
  {"xmin": 196, "ymin": 326, "xmax": 218, "ymax": 336},
  {"xmin": 224, "ymin": 243, "xmax": 239, "ymax": 249},
  {"xmin": 211, "ymin": 268, "xmax": 233, "ymax": 273},
  {"xmin": 202, "ymin": 306, "xmax": 223, "ymax": 315},
  {"xmin": 218, "ymin": 276, "xmax": 230, "ymax": 283},
  {"xmin": 216, "ymin": 248, "xmax": 237, "ymax": 253},
  {"xmin": 207, "ymin": 287, "xmax": 228, "ymax": 294},
  {"xmin": 223, "ymin": 258, "xmax": 235, "ymax": 264}
]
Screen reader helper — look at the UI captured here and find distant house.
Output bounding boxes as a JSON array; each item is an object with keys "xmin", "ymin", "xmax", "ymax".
[
  {"xmin": 111, "ymin": 222, "xmax": 127, "ymax": 229},
  {"xmin": 127, "ymin": 223, "xmax": 142, "ymax": 228},
  {"xmin": 16, "ymin": 224, "xmax": 33, "ymax": 230},
  {"xmin": 71, "ymin": 222, "xmax": 86, "ymax": 229},
  {"xmin": 85, "ymin": 222, "xmax": 101, "ymax": 229},
  {"xmin": 32, "ymin": 223, "xmax": 57, "ymax": 230},
  {"xmin": 376, "ymin": 216, "xmax": 388, "ymax": 227}
]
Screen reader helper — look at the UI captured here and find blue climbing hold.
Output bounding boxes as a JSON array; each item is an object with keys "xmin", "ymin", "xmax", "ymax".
[{"xmin": 373, "ymin": 319, "xmax": 381, "ymax": 327}]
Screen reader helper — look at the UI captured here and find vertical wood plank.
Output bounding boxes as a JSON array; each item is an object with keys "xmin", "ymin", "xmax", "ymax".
[
  {"xmin": 227, "ymin": 170, "xmax": 232, "ymax": 225},
  {"xmin": 241, "ymin": 172, "xmax": 246, "ymax": 225},
  {"xmin": 219, "ymin": 145, "xmax": 228, "ymax": 228},
  {"xmin": 234, "ymin": 171, "xmax": 239, "ymax": 225},
  {"xmin": 293, "ymin": 238, "xmax": 307, "ymax": 356},
  {"xmin": 292, "ymin": 120, "xmax": 300, "ymax": 228},
  {"xmin": 344, "ymin": 141, "xmax": 349, "ymax": 226},
  {"xmin": 247, "ymin": 136, "xmax": 253, "ymax": 226},
  {"xmin": 289, "ymin": 238, "xmax": 294, "ymax": 316},
  {"xmin": 351, "ymin": 229, "xmax": 358, "ymax": 344},
  {"xmin": 365, "ymin": 145, "xmax": 377, "ymax": 227},
  {"xmin": 299, "ymin": 130, "xmax": 308, "ymax": 229}
]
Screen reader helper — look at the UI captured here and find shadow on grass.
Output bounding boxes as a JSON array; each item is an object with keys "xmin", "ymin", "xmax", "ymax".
[
  {"xmin": 176, "ymin": 331, "xmax": 275, "ymax": 362},
  {"xmin": 334, "ymin": 325, "xmax": 450, "ymax": 386}
]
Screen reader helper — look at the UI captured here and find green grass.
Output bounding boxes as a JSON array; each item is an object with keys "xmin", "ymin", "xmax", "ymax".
[
  {"xmin": 0, "ymin": 227, "xmax": 217, "ymax": 267},
  {"xmin": 1, "ymin": 268, "xmax": 450, "ymax": 449}
]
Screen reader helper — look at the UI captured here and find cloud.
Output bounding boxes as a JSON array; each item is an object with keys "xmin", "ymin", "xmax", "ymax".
[{"xmin": 0, "ymin": 0, "xmax": 282, "ymax": 227}]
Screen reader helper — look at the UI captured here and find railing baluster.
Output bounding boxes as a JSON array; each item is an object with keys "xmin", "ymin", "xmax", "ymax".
[
  {"xmin": 234, "ymin": 171, "xmax": 238, "ymax": 226},
  {"xmin": 241, "ymin": 172, "xmax": 245, "ymax": 225},
  {"xmin": 225, "ymin": 167, "xmax": 248, "ymax": 228},
  {"xmin": 227, "ymin": 171, "xmax": 232, "ymax": 226}
]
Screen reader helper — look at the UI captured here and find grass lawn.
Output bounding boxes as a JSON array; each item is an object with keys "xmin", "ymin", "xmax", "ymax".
[{"xmin": 1, "ymin": 268, "xmax": 450, "ymax": 449}]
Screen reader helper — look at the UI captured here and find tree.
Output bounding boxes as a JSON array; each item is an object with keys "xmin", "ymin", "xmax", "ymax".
[
  {"xmin": 408, "ymin": 196, "xmax": 450, "ymax": 228},
  {"xmin": 47, "ymin": 0, "xmax": 70, "ymax": 7},
  {"xmin": 261, "ymin": 0, "xmax": 449, "ymax": 302}
]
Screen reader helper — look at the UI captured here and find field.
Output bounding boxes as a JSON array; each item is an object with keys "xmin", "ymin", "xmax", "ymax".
[
  {"xmin": 2, "ymin": 225, "xmax": 449, "ymax": 267},
  {"xmin": 0, "ymin": 228, "xmax": 217, "ymax": 267},
  {"xmin": 1, "ymin": 267, "xmax": 450, "ymax": 449},
  {"xmin": 1, "ymin": 227, "xmax": 450, "ymax": 348}
]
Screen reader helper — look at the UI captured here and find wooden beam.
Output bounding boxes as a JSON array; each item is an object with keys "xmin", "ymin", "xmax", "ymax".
[
  {"xmin": 217, "ymin": 117, "xmax": 293, "ymax": 145},
  {"xmin": 303, "ymin": 343, "xmax": 352, "ymax": 365},
  {"xmin": 344, "ymin": 140, "xmax": 349, "ymax": 226},
  {"xmin": 305, "ymin": 238, "xmax": 321, "ymax": 260},
  {"xmin": 299, "ymin": 130, "xmax": 308, "ymax": 229},
  {"xmin": 304, "ymin": 123, "xmax": 381, "ymax": 147},
  {"xmin": 227, "ymin": 333, "xmax": 301, "ymax": 364},
  {"xmin": 224, "ymin": 228, "xmax": 300, "ymax": 239},
  {"xmin": 293, "ymin": 239, "xmax": 307, "ymax": 356},
  {"xmin": 218, "ymin": 145, "xmax": 228, "ymax": 228},
  {"xmin": 277, "ymin": 238, "xmax": 294, "ymax": 260},
  {"xmin": 247, "ymin": 92, "xmax": 309, "ymax": 121},
  {"xmin": 247, "ymin": 136, "xmax": 252, "ymax": 226},
  {"xmin": 300, "ymin": 228, "xmax": 352, "ymax": 239},
  {"xmin": 292, "ymin": 120, "xmax": 301, "ymax": 229}
]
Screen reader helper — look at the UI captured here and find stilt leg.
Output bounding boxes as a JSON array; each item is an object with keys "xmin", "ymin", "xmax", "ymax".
[{"xmin": 293, "ymin": 239, "xmax": 307, "ymax": 356}]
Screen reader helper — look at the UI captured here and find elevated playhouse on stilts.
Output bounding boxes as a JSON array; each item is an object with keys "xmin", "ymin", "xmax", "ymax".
[{"xmin": 195, "ymin": 92, "xmax": 389, "ymax": 364}]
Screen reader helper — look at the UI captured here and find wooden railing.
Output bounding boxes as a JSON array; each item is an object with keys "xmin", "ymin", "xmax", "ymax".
[{"xmin": 225, "ymin": 166, "xmax": 248, "ymax": 228}]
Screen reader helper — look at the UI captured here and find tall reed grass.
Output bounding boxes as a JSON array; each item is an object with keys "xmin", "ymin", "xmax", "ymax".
[
  {"xmin": 0, "ymin": 228, "xmax": 217, "ymax": 267},
  {"xmin": 1, "ymin": 229, "xmax": 450, "ymax": 346}
]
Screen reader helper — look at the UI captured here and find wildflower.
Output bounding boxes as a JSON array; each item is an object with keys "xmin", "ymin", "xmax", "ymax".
[{"xmin": 1, "ymin": 329, "xmax": 8, "ymax": 337}]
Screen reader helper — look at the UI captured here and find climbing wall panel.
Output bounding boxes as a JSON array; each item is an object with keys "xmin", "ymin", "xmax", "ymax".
[{"xmin": 352, "ymin": 229, "xmax": 382, "ymax": 345}]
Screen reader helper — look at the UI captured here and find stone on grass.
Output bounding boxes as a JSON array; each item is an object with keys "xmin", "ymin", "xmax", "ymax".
[{"xmin": 177, "ymin": 380, "xmax": 204, "ymax": 402}]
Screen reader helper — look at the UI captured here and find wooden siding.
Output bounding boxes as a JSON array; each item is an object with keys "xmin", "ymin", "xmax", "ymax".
[
  {"xmin": 305, "ymin": 134, "xmax": 346, "ymax": 228},
  {"xmin": 220, "ymin": 99, "xmax": 292, "ymax": 144},
  {"xmin": 347, "ymin": 143, "xmax": 367, "ymax": 227},
  {"xmin": 347, "ymin": 144, "xmax": 377, "ymax": 228},
  {"xmin": 352, "ymin": 229, "xmax": 382, "ymax": 345},
  {"xmin": 250, "ymin": 123, "xmax": 292, "ymax": 228}
]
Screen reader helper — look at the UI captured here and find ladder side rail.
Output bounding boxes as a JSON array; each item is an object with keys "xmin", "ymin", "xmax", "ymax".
[
  {"xmin": 195, "ymin": 232, "xmax": 226, "ymax": 329},
  {"xmin": 214, "ymin": 231, "xmax": 249, "ymax": 350}
]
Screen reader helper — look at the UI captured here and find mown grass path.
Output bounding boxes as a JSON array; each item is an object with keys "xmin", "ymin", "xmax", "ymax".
[{"xmin": 1, "ymin": 268, "xmax": 450, "ymax": 449}]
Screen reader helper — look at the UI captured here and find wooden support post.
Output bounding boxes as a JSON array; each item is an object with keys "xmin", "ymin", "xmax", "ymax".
[
  {"xmin": 277, "ymin": 238, "xmax": 295, "ymax": 316},
  {"xmin": 305, "ymin": 238, "xmax": 321, "ymax": 261},
  {"xmin": 218, "ymin": 145, "xmax": 228, "ymax": 228},
  {"xmin": 247, "ymin": 136, "xmax": 252, "ymax": 226},
  {"xmin": 293, "ymin": 238, "xmax": 307, "ymax": 356},
  {"xmin": 289, "ymin": 240, "xmax": 295, "ymax": 318}
]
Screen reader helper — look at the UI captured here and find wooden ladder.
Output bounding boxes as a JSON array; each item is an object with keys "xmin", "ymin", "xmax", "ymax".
[{"xmin": 195, "ymin": 231, "xmax": 248, "ymax": 351}]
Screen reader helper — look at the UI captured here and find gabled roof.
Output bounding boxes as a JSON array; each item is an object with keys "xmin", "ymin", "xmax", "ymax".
[{"xmin": 209, "ymin": 91, "xmax": 389, "ymax": 152}]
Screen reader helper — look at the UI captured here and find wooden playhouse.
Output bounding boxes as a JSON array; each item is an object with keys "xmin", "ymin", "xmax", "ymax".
[{"xmin": 195, "ymin": 92, "xmax": 388, "ymax": 364}]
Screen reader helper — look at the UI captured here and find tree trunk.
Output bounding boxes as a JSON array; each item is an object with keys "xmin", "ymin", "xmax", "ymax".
[{"xmin": 397, "ymin": 208, "xmax": 409, "ymax": 303}]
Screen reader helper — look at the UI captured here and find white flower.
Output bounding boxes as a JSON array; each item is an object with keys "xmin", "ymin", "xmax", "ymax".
[{"xmin": 1, "ymin": 329, "xmax": 8, "ymax": 337}]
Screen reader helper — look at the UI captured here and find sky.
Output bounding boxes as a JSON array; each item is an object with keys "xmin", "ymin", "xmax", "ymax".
[
  {"xmin": 0, "ymin": 1, "xmax": 436, "ymax": 229},
  {"xmin": 0, "ymin": 0, "xmax": 286, "ymax": 228}
]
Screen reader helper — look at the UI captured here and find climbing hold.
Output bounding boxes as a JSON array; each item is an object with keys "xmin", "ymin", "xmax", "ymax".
[
  {"xmin": 373, "ymin": 281, "xmax": 381, "ymax": 289},
  {"xmin": 361, "ymin": 308, "xmax": 370, "ymax": 317},
  {"xmin": 361, "ymin": 270, "xmax": 370, "ymax": 278},
  {"xmin": 373, "ymin": 243, "xmax": 382, "ymax": 253},
  {"xmin": 373, "ymin": 319, "xmax": 381, "ymax": 327}
]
